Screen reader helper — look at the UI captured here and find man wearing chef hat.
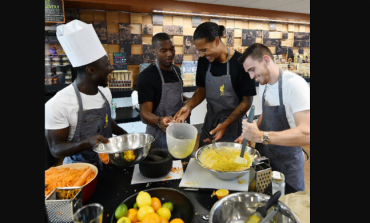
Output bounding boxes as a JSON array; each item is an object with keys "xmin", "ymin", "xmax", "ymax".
[
  {"xmin": 235, "ymin": 43, "xmax": 310, "ymax": 192},
  {"xmin": 45, "ymin": 20, "xmax": 127, "ymax": 166}
]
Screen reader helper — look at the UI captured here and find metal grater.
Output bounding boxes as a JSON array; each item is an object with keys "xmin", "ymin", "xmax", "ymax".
[
  {"xmin": 248, "ymin": 156, "xmax": 272, "ymax": 193},
  {"xmin": 45, "ymin": 187, "xmax": 83, "ymax": 223}
]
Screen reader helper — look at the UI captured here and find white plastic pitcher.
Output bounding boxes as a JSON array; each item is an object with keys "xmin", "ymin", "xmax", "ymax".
[{"xmin": 166, "ymin": 123, "xmax": 197, "ymax": 159}]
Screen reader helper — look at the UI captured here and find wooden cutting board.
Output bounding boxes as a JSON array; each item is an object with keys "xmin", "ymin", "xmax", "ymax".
[{"xmin": 179, "ymin": 158, "xmax": 250, "ymax": 191}]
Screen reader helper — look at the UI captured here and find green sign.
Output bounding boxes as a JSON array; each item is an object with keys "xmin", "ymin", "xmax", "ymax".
[{"xmin": 45, "ymin": 0, "xmax": 65, "ymax": 23}]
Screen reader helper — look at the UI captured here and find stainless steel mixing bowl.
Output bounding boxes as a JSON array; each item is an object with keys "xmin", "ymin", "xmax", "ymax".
[
  {"xmin": 93, "ymin": 133, "xmax": 155, "ymax": 168},
  {"xmin": 195, "ymin": 142, "xmax": 261, "ymax": 180},
  {"xmin": 209, "ymin": 192, "xmax": 300, "ymax": 223}
]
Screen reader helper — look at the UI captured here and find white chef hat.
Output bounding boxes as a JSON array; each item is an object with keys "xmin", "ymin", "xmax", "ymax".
[{"xmin": 56, "ymin": 19, "xmax": 106, "ymax": 67}]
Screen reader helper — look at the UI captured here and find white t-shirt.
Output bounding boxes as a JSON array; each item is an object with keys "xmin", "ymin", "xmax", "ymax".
[
  {"xmin": 45, "ymin": 84, "xmax": 112, "ymax": 141},
  {"xmin": 258, "ymin": 71, "xmax": 310, "ymax": 128}
]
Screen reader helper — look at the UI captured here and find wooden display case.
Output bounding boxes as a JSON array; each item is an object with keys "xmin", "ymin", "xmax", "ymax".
[{"xmin": 108, "ymin": 70, "xmax": 133, "ymax": 89}]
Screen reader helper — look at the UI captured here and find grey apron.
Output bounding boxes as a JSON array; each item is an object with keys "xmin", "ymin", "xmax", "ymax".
[
  {"xmin": 255, "ymin": 69, "xmax": 305, "ymax": 191},
  {"xmin": 145, "ymin": 61, "xmax": 187, "ymax": 149},
  {"xmin": 199, "ymin": 47, "xmax": 242, "ymax": 147},
  {"xmin": 63, "ymin": 81, "xmax": 112, "ymax": 168}
]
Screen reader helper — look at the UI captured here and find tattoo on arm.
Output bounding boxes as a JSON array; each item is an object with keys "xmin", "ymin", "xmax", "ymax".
[{"xmin": 224, "ymin": 97, "xmax": 252, "ymax": 126}]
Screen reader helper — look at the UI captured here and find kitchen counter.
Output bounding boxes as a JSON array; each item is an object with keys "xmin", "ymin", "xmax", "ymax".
[{"xmin": 85, "ymin": 155, "xmax": 297, "ymax": 223}]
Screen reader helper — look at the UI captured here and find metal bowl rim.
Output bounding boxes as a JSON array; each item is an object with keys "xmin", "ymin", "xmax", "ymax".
[
  {"xmin": 93, "ymin": 133, "xmax": 155, "ymax": 153},
  {"xmin": 208, "ymin": 192, "xmax": 300, "ymax": 222},
  {"xmin": 195, "ymin": 142, "xmax": 260, "ymax": 174}
]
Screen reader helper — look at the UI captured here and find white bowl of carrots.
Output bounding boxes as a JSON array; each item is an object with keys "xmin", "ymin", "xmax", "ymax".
[{"xmin": 45, "ymin": 163, "xmax": 98, "ymax": 204}]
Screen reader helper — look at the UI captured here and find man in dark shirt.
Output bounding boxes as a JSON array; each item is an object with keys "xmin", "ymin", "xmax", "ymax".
[
  {"xmin": 137, "ymin": 33, "xmax": 186, "ymax": 149},
  {"xmin": 174, "ymin": 22, "xmax": 256, "ymax": 147}
]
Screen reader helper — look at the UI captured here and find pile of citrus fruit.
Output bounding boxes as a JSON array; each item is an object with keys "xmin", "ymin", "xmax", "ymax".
[{"xmin": 115, "ymin": 191, "xmax": 185, "ymax": 223}]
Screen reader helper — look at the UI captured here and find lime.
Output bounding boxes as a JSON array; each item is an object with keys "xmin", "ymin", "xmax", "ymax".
[
  {"xmin": 115, "ymin": 203, "xmax": 128, "ymax": 220},
  {"xmin": 133, "ymin": 202, "xmax": 139, "ymax": 209},
  {"xmin": 162, "ymin": 202, "xmax": 174, "ymax": 212}
]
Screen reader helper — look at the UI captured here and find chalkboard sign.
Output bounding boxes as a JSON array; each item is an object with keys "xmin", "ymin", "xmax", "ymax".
[
  {"xmin": 113, "ymin": 52, "xmax": 127, "ymax": 70},
  {"xmin": 45, "ymin": 0, "xmax": 65, "ymax": 23},
  {"xmin": 45, "ymin": 35, "xmax": 59, "ymax": 44}
]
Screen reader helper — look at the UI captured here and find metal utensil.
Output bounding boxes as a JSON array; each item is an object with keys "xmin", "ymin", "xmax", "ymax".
[
  {"xmin": 238, "ymin": 105, "xmax": 255, "ymax": 159},
  {"xmin": 245, "ymin": 191, "xmax": 281, "ymax": 223},
  {"xmin": 260, "ymin": 206, "xmax": 279, "ymax": 223},
  {"xmin": 201, "ymin": 126, "xmax": 246, "ymax": 164},
  {"xmin": 195, "ymin": 142, "xmax": 261, "ymax": 180}
]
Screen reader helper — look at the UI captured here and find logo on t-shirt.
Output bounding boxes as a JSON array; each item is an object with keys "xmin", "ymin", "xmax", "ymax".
[{"xmin": 220, "ymin": 84, "xmax": 225, "ymax": 96}]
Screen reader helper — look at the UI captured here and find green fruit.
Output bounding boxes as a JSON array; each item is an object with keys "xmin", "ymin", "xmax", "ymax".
[
  {"xmin": 133, "ymin": 202, "xmax": 138, "ymax": 209},
  {"xmin": 162, "ymin": 202, "xmax": 174, "ymax": 212},
  {"xmin": 115, "ymin": 204, "xmax": 128, "ymax": 220}
]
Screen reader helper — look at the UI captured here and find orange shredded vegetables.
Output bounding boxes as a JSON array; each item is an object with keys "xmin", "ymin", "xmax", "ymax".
[{"xmin": 45, "ymin": 166, "xmax": 95, "ymax": 197}]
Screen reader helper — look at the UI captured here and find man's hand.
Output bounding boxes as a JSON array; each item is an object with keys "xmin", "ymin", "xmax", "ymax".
[
  {"xmin": 242, "ymin": 120, "xmax": 263, "ymax": 142},
  {"xmin": 159, "ymin": 116, "xmax": 173, "ymax": 132},
  {"xmin": 174, "ymin": 106, "xmax": 191, "ymax": 123},
  {"xmin": 203, "ymin": 123, "xmax": 227, "ymax": 143},
  {"xmin": 234, "ymin": 135, "xmax": 244, "ymax": 144},
  {"xmin": 86, "ymin": 135, "xmax": 109, "ymax": 147}
]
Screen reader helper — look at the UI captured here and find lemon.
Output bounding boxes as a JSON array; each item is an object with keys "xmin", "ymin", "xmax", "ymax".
[
  {"xmin": 162, "ymin": 202, "xmax": 174, "ymax": 212},
  {"xmin": 136, "ymin": 191, "xmax": 152, "ymax": 208},
  {"xmin": 137, "ymin": 205, "xmax": 155, "ymax": 221},
  {"xmin": 216, "ymin": 189, "xmax": 229, "ymax": 199},
  {"xmin": 117, "ymin": 217, "xmax": 131, "ymax": 223},
  {"xmin": 156, "ymin": 207, "xmax": 171, "ymax": 220}
]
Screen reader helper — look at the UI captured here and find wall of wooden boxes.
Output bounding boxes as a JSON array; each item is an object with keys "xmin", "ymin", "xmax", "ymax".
[{"xmin": 65, "ymin": 8, "xmax": 310, "ymax": 85}]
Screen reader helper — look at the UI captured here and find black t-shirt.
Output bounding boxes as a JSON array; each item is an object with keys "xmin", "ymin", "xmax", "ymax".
[
  {"xmin": 137, "ymin": 64, "xmax": 182, "ymax": 112},
  {"xmin": 196, "ymin": 50, "xmax": 256, "ymax": 101}
]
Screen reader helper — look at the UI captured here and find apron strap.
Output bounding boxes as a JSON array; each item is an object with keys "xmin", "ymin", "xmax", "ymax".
[
  {"xmin": 155, "ymin": 60, "xmax": 184, "ymax": 97},
  {"xmin": 278, "ymin": 68, "xmax": 283, "ymax": 106},
  {"xmin": 302, "ymin": 148, "xmax": 309, "ymax": 161},
  {"xmin": 72, "ymin": 81, "xmax": 85, "ymax": 141}
]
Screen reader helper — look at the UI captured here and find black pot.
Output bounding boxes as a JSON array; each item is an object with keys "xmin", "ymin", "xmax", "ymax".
[
  {"xmin": 139, "ymin": 148, "xmax": 172, "ymax": 178},
  {"xmin": 111, "ymin": 187, "xmax": 195, "ymax": 223}
]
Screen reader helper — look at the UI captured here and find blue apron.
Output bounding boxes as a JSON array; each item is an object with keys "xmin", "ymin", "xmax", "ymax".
[
  {"xmin": 63, "ymin": 81, "xmax": 112, "ymax": 168},
  {"xmin": 255, "ymin": 69, "xmax": 305, "ymax": 191},
  {"xmin": 199, "ymin": 47, "xmax": 242, "ymax": 147}
]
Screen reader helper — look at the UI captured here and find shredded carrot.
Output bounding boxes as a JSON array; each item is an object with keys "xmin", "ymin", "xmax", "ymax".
[{"xmin": 45, "ymin": 166, "xmax": 95, "ymax": 197}]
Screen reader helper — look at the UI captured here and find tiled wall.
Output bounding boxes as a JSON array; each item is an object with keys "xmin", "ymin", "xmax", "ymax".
[{"xmin": 62, "ymin": 8, "xmax": 310, "ymax": 85}]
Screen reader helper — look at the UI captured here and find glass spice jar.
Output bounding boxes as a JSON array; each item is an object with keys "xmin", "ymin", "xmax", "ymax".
[{"xmin": 271, "ymin": 171, "xmax": 285, "ymax": 197}]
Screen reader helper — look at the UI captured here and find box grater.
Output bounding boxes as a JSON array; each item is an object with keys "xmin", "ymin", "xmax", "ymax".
[
  {"xmin": 248, "ymin": 156, "xmax": 272, "ymax": 193},
  {"xmin": 45, "ymin": 187, "xmax": 83, "ymax": 223}
]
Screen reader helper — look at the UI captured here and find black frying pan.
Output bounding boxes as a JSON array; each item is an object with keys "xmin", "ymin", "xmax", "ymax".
[{"xmin": 110, "ymin": 187, "xmax": 195, "ymax": 223}]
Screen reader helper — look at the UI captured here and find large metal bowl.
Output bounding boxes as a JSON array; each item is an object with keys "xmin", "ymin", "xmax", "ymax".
[
  {"xmin": 195, "ymin": 142, "xmax": 260, "ymax": 180},
  {"xmin": 209, "ymin": 192, "xmax": 300, "ymax": 223},
  {"xmin": 93, "ymin": 133, "xmax": 155, "ymax": 168}
]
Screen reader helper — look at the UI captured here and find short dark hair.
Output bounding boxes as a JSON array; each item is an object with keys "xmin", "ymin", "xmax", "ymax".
[
  {"xmin": 238, "ymin": 43, "xmax": 274, "ymax": 64},
  {"xmin": 152, "ymin": 32, "xmax": 172, "ymax": 48},
  {"xmin": 193, "ymin": 22, "xmax": 225, "ymax": 43}
]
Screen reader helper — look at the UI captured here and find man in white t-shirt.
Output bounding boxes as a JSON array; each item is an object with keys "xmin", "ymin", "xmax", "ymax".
[
  {"xmin": 235, "ymin": 43, "xmax": 310, "ymax": 192},
  {"xmin": 45, "ymin": 20, "xmax": 127, "ymax": 166}
]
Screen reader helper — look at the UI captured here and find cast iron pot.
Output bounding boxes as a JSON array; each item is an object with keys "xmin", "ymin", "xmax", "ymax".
[
  {"xmin": 139, "ymin": 148, "xmax": 173, "ymax": 178},
  {"xmin": 111, "ymin": 187, "xmax": 195, "ymax": 223}
]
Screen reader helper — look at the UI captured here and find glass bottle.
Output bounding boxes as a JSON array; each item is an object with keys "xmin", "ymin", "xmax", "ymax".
[
  {"xmin": 111, "ymin": 99, "xmax": 117, "ymax": 119},
  {"xmin": 271, "ymin": 171, "xmax": 285, "ymax": 197}
]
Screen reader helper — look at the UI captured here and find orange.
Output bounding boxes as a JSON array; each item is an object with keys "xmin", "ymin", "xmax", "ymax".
[
  {"xmin": 159, "ymin": 216, "xmax": 169, "ymax": 223},
  {"xmin": 127, "ymin": 208, "xmax": 138, "ymax": 223},
  {"xmin": 169, "ymin": 219, "xmax": 184, "ymax": 223},
  {"xmin": 216, "ymin": 189, "xmax": 229, "ymax": 199},
  {"xmin": 151, "ymin": 197, "xmax": 162, "ymax": 212},
  {"xmin": 142, "ymin": 212, "xmax": 160, "ymax": 223}
]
